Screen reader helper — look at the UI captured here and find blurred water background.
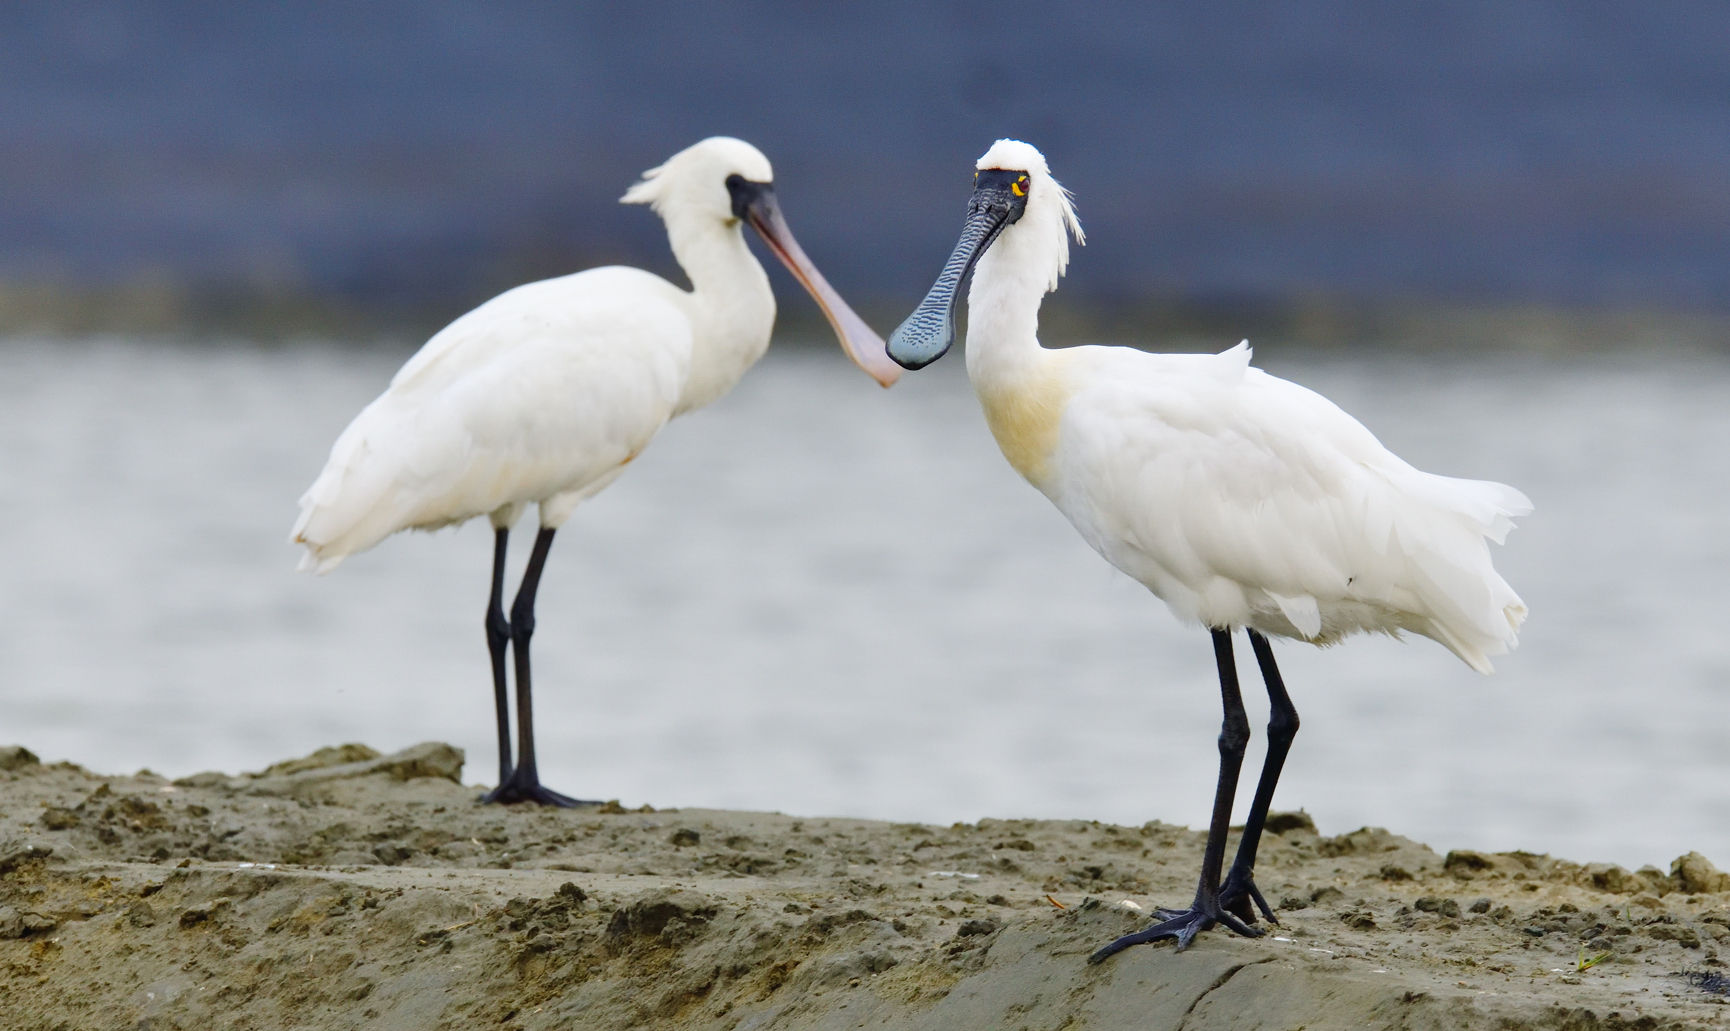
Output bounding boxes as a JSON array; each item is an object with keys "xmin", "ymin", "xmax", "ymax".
[
  {"xmin": 2, "ymin": 4, "xmax": 1727, "ymax": 872},
  {"xmin": 5, "ymin": 336, "xmax": 1727, "ymax": 872}
]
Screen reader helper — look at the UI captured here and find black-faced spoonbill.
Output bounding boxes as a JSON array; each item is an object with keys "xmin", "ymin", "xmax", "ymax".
[
  {"xmin": 886, "ymin": 140, "xmax": 1529, "ymax": 957},
  {"xmin": 292, "ymin": 137, "xmax": 900, "ymax": 806}
]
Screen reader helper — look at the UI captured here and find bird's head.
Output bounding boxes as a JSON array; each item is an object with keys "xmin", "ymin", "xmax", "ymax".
[
  {"xmin": 887, "ymin": 139, "xmax": 1084, "ymax": 370},
  {"xmin": 623, "ymin": 137, "xmax": 900, "ymax": 387},
  {"xmin": 620, "ymin": 136, "xmax": 773, "ymax": 220}
]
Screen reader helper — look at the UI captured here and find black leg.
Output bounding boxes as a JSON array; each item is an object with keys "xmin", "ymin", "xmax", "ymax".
[
  {"xmin": 481, "ymin": 527, "xmax": 597, "ymax": 807},
  {"xmin": 485, "ymin": 527, "xmax": 515, "ymax": 789},
  {"xmin": 508, "ymin": 528, "xmax": 557, "ymax": 790},
  {"xmin": 1090, "ymin": 628, "xmax": 1263, "ymax": 963},
  {"xmin": 1218, "ymin": 629, "xmax": 1300, "ymax": 925}
]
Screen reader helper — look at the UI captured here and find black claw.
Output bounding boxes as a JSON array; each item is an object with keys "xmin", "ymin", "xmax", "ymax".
[
  {"xmin": 1090, "ymin": 897, "xmax": 1264, "ymax": 964},
  {"xmin": 1219, "ymin": 866, "xmax": 1279, "ymax": 926},
  {"xmin": 480, "ymin": 772, "xmax": 599, "ymax": 808}
]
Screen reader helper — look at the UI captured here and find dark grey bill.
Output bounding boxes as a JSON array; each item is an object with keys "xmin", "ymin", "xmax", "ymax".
[{"xmin": 886, "ymin": 170, "xmax": 1030, "ymax": 370}]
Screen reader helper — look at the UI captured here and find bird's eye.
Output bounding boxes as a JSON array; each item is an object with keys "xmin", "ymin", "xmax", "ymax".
[{"xmin": 1011, "ymin": 174, "xmax": 1029, "ymax": 198}]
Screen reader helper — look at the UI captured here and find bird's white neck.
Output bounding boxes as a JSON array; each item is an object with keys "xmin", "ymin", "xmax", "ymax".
[
  {"xmin": 963, "ymin": 247, "xmax": 1057, "ymax": 388},
  {"xmin": 962, "ymin": 250, "xmax": 1071, "ymax": 489},
  {"xmin": 664, "ymin": 211, "xmax": 777, "ymax": 414}
]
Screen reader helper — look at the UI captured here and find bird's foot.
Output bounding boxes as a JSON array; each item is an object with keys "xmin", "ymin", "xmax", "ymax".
[
  {"xmin": 1218, "ymin": 863, "xmax": 1278, "ymax": 926},
  {"xmin": 1088, "ymin": 894, "xmax": 1262, "ymax": 964},
  {"xmin": 480, "ymin": 770, "xmax": 598, "ymax": 808}
]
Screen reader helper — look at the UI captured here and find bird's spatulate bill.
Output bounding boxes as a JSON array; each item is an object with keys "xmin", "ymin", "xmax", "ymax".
[
  {"xmin": 745, "ymin": 195, "xmax": 901, "ymax": 388},
  {"xmin": 887, "ymin": 204, "xmax": 1008, "ymax": 370}
]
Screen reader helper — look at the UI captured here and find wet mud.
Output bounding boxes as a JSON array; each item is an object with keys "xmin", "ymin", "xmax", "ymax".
[{"xmin": 3, "ymin": 743, "xmax": 1726, "ymax": 1029}]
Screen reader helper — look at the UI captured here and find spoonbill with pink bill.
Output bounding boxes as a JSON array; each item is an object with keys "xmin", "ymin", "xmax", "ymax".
[
  {"xmin": 885, "ymin": 139, "xmax": 1529, "ymax": 957},
  {"xmin": 293, "ymin": 136, "xmax": 900, "ymax": 806}
]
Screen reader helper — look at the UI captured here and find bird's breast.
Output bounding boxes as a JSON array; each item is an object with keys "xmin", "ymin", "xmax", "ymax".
[{"xmin": 975, "ymin": 372, "xmax": 1072, "ymax": 488}]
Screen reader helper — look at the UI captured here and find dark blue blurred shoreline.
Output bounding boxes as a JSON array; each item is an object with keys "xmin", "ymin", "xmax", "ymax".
[{"xmin": 3, "ymin": 281, "xmax": 1725, "ymax": 359}]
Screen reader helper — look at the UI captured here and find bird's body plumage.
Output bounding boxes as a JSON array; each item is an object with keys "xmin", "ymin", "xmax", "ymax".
[
  {"xmin": 973, "ymin": 338, "xmax": 1528, "ymax": 672},
  {"xmin": 292, "ymin": 268, "xmax": 696, "ymax": 570}
]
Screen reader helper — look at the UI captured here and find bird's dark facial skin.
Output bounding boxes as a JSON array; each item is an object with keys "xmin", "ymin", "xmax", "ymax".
[
  {"xmin": 726, "ymin": 174, "xmax": 771, "ymax": 223},
  {"xmin": 885, "ymin": 168, "xmax": 1032, "ymax": 370},
  {"xmin": 954, "ymin": 170, "xmax": 1032, "ymax": 263},
  {"xmin": 972, "ymin": 168, "xmax": 1032, "ymax": 222}
]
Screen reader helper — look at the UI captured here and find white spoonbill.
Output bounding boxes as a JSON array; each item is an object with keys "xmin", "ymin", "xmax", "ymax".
[
  {"xmin": 886, "ymin": 140, "xmax": 1529, "ymax": 957},
  {"xmin": 292, "ymin": 136, "xmax": 901, "ymax": 806}
]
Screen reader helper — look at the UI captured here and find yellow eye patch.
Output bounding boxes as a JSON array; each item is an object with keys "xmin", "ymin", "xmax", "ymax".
[{"xmin": 1011, "ymin": 175, "xmax": 1028, "ymax": 197}]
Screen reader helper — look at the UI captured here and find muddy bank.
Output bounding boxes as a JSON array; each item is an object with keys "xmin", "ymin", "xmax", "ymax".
[{"xmin": 2, "ymin": 742, "xmax": 1726, "ymax": 1029}]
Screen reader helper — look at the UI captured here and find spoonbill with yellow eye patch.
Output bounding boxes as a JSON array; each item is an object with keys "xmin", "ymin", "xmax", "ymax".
[
  {"xmin": 293, "ymin": 136, "xmax": 900, "ymax": 807},
  {"xmin": 887, "ymin": 139, "xmax": 1528, "ymax": 957}
]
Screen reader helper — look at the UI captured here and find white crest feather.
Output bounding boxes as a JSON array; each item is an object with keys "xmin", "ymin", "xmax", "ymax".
[
  {"xmin": 618, "ymin": 137, "xmax": 773, "ymax": 214},
  {"xmin": 620, "ymin": 162, "xmax": 666, "ymax": 207}
]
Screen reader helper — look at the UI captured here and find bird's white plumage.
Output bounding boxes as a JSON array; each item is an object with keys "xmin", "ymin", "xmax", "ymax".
[
  {"xmin": 291, "ymin": 136, "xmax": 869, "ymax": 573},
  {"xmin": 292, "ymin": 269, "xmax": 691, "ymax": 569},
  {"xmin": 964, "ymin": 141, "xmax": 1529, "ymax": 672}
]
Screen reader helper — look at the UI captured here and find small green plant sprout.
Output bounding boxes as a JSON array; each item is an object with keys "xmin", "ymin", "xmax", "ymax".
[{"xmin": 1577, "ymin": 943, "xmax": 1612, "ymax": 972}]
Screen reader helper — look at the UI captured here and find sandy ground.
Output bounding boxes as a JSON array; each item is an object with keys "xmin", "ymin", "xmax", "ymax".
[{"xmin": 2, "ymin": 742, "xmax": 1727, "ymax": 1030}]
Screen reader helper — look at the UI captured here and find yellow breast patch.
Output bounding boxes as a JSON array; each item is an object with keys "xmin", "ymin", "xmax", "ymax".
[{"xmin": 977, "ymin": 373, "xmax": 1070, "ymax": 487}]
